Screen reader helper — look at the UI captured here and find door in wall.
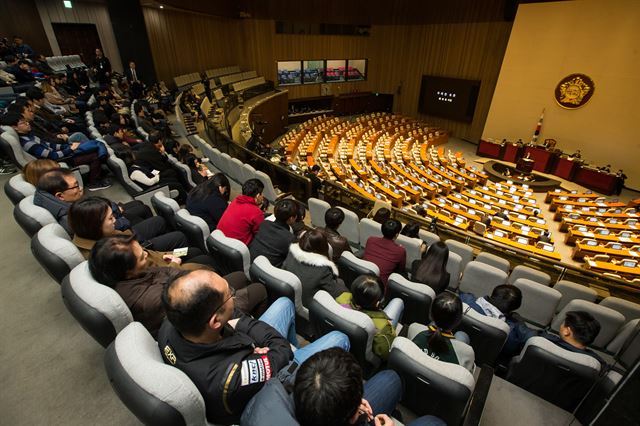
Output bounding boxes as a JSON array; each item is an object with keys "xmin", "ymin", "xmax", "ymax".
[{"xmin": 51, "ymin": 22, "xmax": 102, "ymax": 66}]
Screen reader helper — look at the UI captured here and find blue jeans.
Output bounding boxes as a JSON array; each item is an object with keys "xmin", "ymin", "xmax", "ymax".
[
  {"xmin": 260, "ymin": 297, "xmax": 350, "ymax": 366},
  {"xmin": 363, "ymin": 370, "xmax": 403, "ymax": 416}
]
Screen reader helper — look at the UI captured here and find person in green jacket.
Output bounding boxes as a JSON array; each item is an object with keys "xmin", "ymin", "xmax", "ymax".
[{"xmin": 336, "ymin": 274, "xmax": 404, "ymax": 360}]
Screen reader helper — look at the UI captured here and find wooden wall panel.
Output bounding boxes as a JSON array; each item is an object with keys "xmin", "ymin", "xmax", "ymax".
[
  {"xmin": 142, "ymin": 7, "xmax": 243, "ymax": 86},
  {"xmin": 35, "ymin": 0, "xmax": 122, "ymax": 72},
  {"xmin": 0, "ymin": 0, "xmax": 52, "ymax": 57}
]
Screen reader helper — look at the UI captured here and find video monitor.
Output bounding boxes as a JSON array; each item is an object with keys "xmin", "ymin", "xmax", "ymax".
[
  {"xmin": 517, "ymin": 237, "xmax": 529, "ymax": 245},
  {"xmin": 542, "ymin": 245, "xmax": 554, "ymax": 252},
  {"xmin": 418, "ymin": 75, "xmax": 481, "ymax": 123},
  {"xmin": 346, "ymin": 59, "xmax": 367, "ymax": 81},
  {"xmin": 277, "ymin": 61, "xmax": 302, "ymax": 86},
  {"xmin": 494, "ymin": 230, "xmax": 505, "ymax": 237},
  {"xmin": 303, "ymin": 60, "xmax": 324, "ymax": 84},
  {"xmin": 586, "ymin": 240, "xmax": 598, "ymax": 246},
  {"xmin": 623, "ymin": 260, "xmax": 637, "ymax": 268},
  {"xmin": 325, "ymin": 60, "xmax": 346, "ymax": 82}
]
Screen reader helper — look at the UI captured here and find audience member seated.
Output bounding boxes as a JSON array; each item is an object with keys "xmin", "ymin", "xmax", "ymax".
[
  {"xmin": 363, "ymin": 219, "xmax": 406, "ymax": 286},
  {"xmin": 134, "ymin": 132, "xmax": 185, "ymax": 188},
  {"xmin": 319, "ymin": 207, "xmax": 353, "ymax": 261},
  {"xmin": 372, "ymin": 207, "xmax": 391, "ymax": 224},
  {"xmin": 536, "ymin": 311, "xmax": 604, "ymax": 365},
  {"xmin": 185, "ymin": 173, "xmax": 230, "ymax": 231},
  {"xmin": 459, "ymin": 285, "xmax": 533, "ymax": 360},
  {"xmin": 401, "ymin": 221, "xmax": 427, "ymax": 255},
  {"xmin": 249, "ymin": 199, "xmax": 297, "ymax": 267},
  {"xmin": 11, "ymin": 60, "xmax": 35, "ymax": 84},
  {"xmin": 291, "ymin": 201, "xmax": 312, "ymax": 238},
  {"xmin": 336, "ymin": 275, "xmax": 404, "ymax": 360},
  {"xmin": 217, "ymin": 178, "xmax": 265, "ymax": 246},
  {"xmin": 68, "ymin": 196, "xmax": 214, "ymax": 268},
  {"xmin": 2, "ymin": 111, "xmax": 110, "ymax": 190},
  {"xmin": 119, "ymin": 150, "xmax": 187, "ymax": 204},
  {"xmin": 411, "ymin": 292, "xmax": 475, "ymax": 372},
  {"xmin": 27, "ymin": 87, "xmax": 87, "ymax": 135},
  {"xmin": 304, "ymin": 164, "xmax": 323, "ymax": 198},
  {"xmin": 242, "ymin": 347, "xmax": 446, "ymax": 426},
  {"xmin": 157, "ymin": 270, "xmax": 350, "ymax": 425},
  {"xmin": 42, "ymin": 78, "xmax": 77, "ymax": 114},
  {"xmin": 283, "ymin": 229, "xmax": 348, "ymax": 307},
  {"xmin": 411, "ymin": 242, "xmax": 450, "ymax": 294},
  {"xmin": 34, "ymin": 169, "xmax": 84, "ymax": 234},
  {"xmin": 22, "ymin": 158, "xmax": 58, "ymax": 186}
]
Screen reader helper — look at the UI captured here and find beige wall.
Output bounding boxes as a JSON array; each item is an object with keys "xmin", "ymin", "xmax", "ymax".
[
  {"xmin": 35, "ymin": 0, "xmax": 123, "ymax": 72},
  {"xmin": 483, "ymin": 0, "xmax": 640, "ymax": 189}
]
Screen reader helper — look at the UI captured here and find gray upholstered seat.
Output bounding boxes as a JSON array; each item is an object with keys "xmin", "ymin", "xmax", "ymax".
[
  {"xmin": 308, "ymin": 197, "xmax": 330, "ymax": 228},
  {"xmin": 552, "ymin": 280, "xmax": 598, "ymax": 313},
  {"xmin": 104, "ymin": 322, "xmax": 210, "ymax": 426},
  {"xmin": 336, "ymin": 251, "xmax": 379, "ymax": 288},
  {"xmin": 4, "ymin": 174, "xmax": 35, "ymax": 205},
  {"xmin": 206, "ymin": 229, "xmax": 251, "ymax": 278},
  {"xmin": 599, "ymin": 297, "xmax": 640, "ymax": 322},
  {"xmin": 31, "ymin": 223, "xmax": 84, "ymax": 284},
  {"xmin": 457, "ymin": 303, "xmax": 510, "ymax": 366},
  {"xmin": 229, "ymin": 157, "xmax": 245, "ymax": 184},
  {"xmin": 419, "ymin": 229, "xmax": 440, "ymax": 247},
  {"xmin": 387, "ymin": 273, "xmax": 435, "ymax": 325},
  {"xmin": 337, "ymin": 207, "xmax": 360, "ymax": 248},
  {"xmin": 551, "ymin": 300, "xmax": 626, "ymax": 349},
  {"xmin": 151, "ymin": 191, "xmax": 180, "ymax": 230},
  {"xmin": 512, "ymin": 278, "xmax": 562, "ymax": 327},
  {"xmin": 445, "ymin": 240, "xmax": 474, "ymax": 270},
  {"xmin": 249, "ymin": 255, "xmax": 308, "ymax": 320},
  {"xmin": 388, "ymin": 336, "xmax": 475, "ymax": 425},
  {"xmin": 605, "ymin": 319, "xmax": 640, "ymax": 368},
  {"xmin": 14, "ymin": 195, "xmax": 57, "ymax": 237},
  {"xmin": 1, "ymin": 125, "xmax": 37, "ymax": 167},
  {"xmin": 218, "ymin": 153, "xmax": 233, "ymax": 178},
  {"xmin": 254, "ymin": 170, "xmax": 281, "ymax": 204},
  {"xmin": 167, "ymin": 154, "xmax": 197, "ymax": 189},
  {"xmin": 359, "ymin": 218, "xmax": 382, "ymax": 248},
  {"xmin": 458, "ymin": 261, "xmax": 508, "ymax": 297},
  {"xmin": 396, "ymin": 235, "xmax": 423, "ymax": 269},
  {"xmin": 446, "ymin": 251, "xmax": 463, "ymax": 289},
  {"xmin": 475, "ymin": 252, "xmax": 510, "ymax": 273},
  {"xmin": 506, "ymin": 336, "xmax": 601, "ymax": 411},
  {"xmin": 508, "ymin": 265, "xmax": 551, "ymax": 286},
  {"xmin": 241, "ymin": 163, "xmax": 256, "ymax": 183},
  {"xmin": 309, "ymin": 290, "xmax": 380, "ymax": 375},
  {"xmin": 61, "ymin": 261, "xmax": 133, "ymax": 348},
  {"xmin": 175, "ymin": 209, "xmax": 210, "ymax": 253}
]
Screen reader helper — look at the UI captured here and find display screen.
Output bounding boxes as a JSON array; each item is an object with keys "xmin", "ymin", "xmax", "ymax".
[
  {"xmin": 277, "ymin": 61, "xmax": 302, "ymax": 86},
  {"xmin": 418, "ymin": 75, "xmax": 481, "ymax": 122}
]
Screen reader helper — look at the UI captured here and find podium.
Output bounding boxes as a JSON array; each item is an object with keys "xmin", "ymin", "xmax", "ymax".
[
  {"xmin": 502, "ymin": 143, "xmax": 523, "ymax": 163},
  {"xmin": 516, "ymin": 157, "xmax": 535, "ymax": 174},
  {"xmin": 524, "ymin": 146, "xmax": 558, "ymax": 173}
]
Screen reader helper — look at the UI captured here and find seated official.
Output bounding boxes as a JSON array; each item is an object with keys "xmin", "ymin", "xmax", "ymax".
[
  {"xmin": 69, "ymin": 196, "xmax": 216, "ymax": 269},
  {"xmin": 363, "ymin": 219, "xmax": 406, "ymax": 286},
  {"xmin": 283, "ymin": 229, "xmax": 348, "ymax": 307},
  {"xmin": 185, "ymin": 173, "xmax": 230, "ymax": 231},
  {"xmin": 319, "ymin": 207, "xmax": 353, "ymax": 262},
  {"xmin": 157, "ymin": 270, "xmax": 350, "ymax": 425},
  {"xmin": 250, "ymin": 199, "xmax": 297, "ymax": 267},
  {"xmin": 459, "ymin": 285, "xmax": 534, "ymax": 360},
  {"xmin": 242, "ymin": 348, "xmax": 446, "ymax": 426},
  {"xmin": 336, "ymin": 275, "xmax": 404, "ymax": 360},
  {"xmin": 411, "ymin": 292, "xmax": 475, "ymax": 372},
  {"xmin": 217, "ymin": 178, "xmax": 266, "ymax": 246}
]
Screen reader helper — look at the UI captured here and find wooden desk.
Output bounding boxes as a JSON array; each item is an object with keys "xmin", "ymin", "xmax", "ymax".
[
  {"xmin": 584, "ymin": 259, "xmax": 640, "ymax": 278},
  {"xmin": 370, "ymin": 180, "xmax": 403, "ymax": 208},
  {"xmin": 471, "ymin": 187, "xmax": 537, "ymax": 209},
  {"xmin": 484, "ymin": 232, "xmax": 561, "ymax": 260},
  {"xmin": 425, "ymin": 208, "xmax": 471, "ymax": 231},
  {"xmin": 409, "ymin": 162, "xmax": 452, "ymax": 194},
  {"xmin": 505, "ymin": 213, "xmax": 549, "ymax": 230},
  {"xmin": 554, "ymin": 207, "xmax": 636, "ymax": 221},
  {"xmin": 432, "ymin": 199, "xmax": 481, "ymax": 222},
  {"xmin": 565, "ymin": 228, "xmax": 640, "ymax": 246},
  {"xmin": 477, "ymin": 139, "xmax": 503, "ymax": 159},
  {"xmin": 560, "ymin": 217, "xmax": 639, "ymax": 232},
  {"xmin": 490, "ymin": 220, "xmax": 552, "ymax": 242},
  {"xmin": 573, "ymin": 167, "xmax": 621, "ymax": 195},
  {"xmin": 427, "ymin": 164, "xmax": 465, "ymax": 191},
  {"xmin": 344, "ymin": 180, "xmax": 376, "ymax": 201},
  {"xmin": 450, "ymin": 193, "xmax": 496, "ymax": 216},
  {"xmin": 389, "ymin": 163, "xmax": 437, "ymax": 199},
  {"xmin": 524, "ymin": 146, "xmax": 558, "ymax": 173},
  {"xmin": 550, "ymin": 198, "xmax": 626, "ymax": 212},
  {"xmin": 572, "ymin": 242, "xmax": 640, "ymax": 261},
  {"xmin": 545, "ymin": 191, "xmax": 599, "ymax": 203}
]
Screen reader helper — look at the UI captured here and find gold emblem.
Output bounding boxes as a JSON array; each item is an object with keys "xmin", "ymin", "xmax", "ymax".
[
  {"xmin": 554, "ymin": 74, "xmax": 595, "ymax": 109},
  {"xmin": 163, "ymin": 345, "xmax": 177, "ymax": 365}
]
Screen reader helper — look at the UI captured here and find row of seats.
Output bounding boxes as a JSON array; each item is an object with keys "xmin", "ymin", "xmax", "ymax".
[{"xmin": 45, "ymin": 55, "xmax": 85, "ymax": 72}]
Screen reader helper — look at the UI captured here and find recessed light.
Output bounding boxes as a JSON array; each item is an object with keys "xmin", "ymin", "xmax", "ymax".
[{"xmin": 160, "ymin": 5, "xmax": 164, "ymax": 8}]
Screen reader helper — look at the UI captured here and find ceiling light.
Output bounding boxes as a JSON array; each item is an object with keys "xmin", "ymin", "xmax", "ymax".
[
  {"xmin": 63, "ymin": 0, "xmax": 72, "ymax": 8},
  {"xmin": 160, "ymin": 5, "xmax": 164, "ymax": 8}
]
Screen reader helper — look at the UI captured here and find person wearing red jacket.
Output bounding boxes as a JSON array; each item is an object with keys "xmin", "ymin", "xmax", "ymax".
[{"xmin": 217, "ymin": 178, "xmax": 265, "ymax": 246}]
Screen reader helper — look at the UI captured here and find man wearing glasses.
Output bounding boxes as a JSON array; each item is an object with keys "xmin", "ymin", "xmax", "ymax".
[
  {"xmin": 33, "ymin": 168, "xmax": 83, "ymax": 234},
  {"xmin": 158, "ymin": 269, "xmax": 350, "ymax": 425}
]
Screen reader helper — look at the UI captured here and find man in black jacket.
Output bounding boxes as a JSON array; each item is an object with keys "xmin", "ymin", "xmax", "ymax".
[
  {"xmin": 249, "ymin": 199, "xmax": 297, "ymax": 267},
  {"xmin": 158, "ymin": 269, "xmax": 350, "ymax": 425}
]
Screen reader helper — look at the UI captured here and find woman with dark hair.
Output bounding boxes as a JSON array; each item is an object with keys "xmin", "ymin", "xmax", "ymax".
[
  {"xmin": 372, "ymin": 207, "xmax": 391, "ymax": 224},
  {"xmin": 411, "ymin": 292, "xmax": 474, "ymax": 371},
  {"xmin": 182, "ymin": 153, "xmax": 210, "ymax": 186},
  {"xmin": 120, "ymin": 150, "xmax": 187, "ymax": 204},
  {"xmin": 283, "ymin": 228, "xmax": 348, "ymax": 307},
  {"xmin": 68, "ymin": 196, "xmax": 214, "ymax": 269},
  {"xmin": 89, "ymin": 235, "xmax": 269, "ymax": 336},
  {"xmin": 186, "ymin": 173, "xmax": 230, "ymax": 231},
  {"xmin": 411, "ymin": 241, "xmax": 450, "ymax": 294},
  {"xmin": 401, "ymin": 220, "xmax": 428, "ymax": 256}
]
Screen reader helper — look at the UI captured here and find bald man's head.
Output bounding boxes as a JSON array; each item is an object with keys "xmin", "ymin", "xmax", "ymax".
[{"xmin": 162, "ymin": 269, "xmax": 231, "ymax": 337}]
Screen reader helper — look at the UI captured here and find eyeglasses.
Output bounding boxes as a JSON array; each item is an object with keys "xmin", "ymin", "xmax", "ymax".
[
  {"xmin": 212, "ymin": 286, "xmax": 235, "ymax": 313},
  {"xmin": 63, "ymin": 184, "xmax": 80, "ymax": 192}
]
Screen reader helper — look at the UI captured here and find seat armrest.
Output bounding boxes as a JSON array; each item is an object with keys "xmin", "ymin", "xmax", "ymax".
[{"xmin": 463, "ymin": 365, "xmax": 494, "ymax": 426}]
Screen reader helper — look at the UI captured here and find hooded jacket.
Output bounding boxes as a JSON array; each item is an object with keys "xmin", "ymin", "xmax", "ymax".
[
  {"xmin": 216, "ymin": 195, "xmax": 264, "ymax": 246},
  {"xmin": 282, "ymin": 243, "xmax": 346, "ymax": 307}
]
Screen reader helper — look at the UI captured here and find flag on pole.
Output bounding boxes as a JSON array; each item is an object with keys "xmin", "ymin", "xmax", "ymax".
[{"xmin": 531, "ymin": 108, "xmax": 545, "ymax": 144}]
